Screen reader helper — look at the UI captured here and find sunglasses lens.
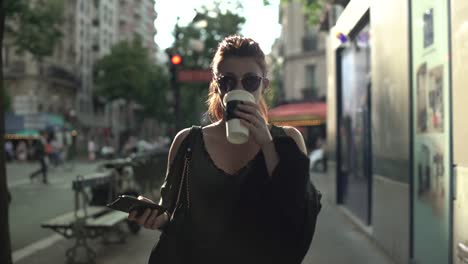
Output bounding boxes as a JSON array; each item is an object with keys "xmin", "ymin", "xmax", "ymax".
[
  {"xmin": 242, "ymin": 76, "xmax": 262, "ymax": 92},
  {"xmin": 218, "ymin": 76, "xmax": 236, "ymax": 92}
]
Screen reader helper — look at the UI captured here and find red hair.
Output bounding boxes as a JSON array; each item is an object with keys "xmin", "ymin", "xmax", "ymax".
[{"xmin": 206, "ymin": 35, "xmax": 269, "ymax": 122}]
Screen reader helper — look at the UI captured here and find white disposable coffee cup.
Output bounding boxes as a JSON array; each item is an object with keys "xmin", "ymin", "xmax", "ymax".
[{"xmin": 223, "ymin": 90, "xmax": 256, "ymax": 144}]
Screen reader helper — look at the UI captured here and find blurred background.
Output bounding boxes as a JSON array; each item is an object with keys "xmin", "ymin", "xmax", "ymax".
[{"xmin": 1, "ymin": 0, "xmax": 467, "ymax": 264}]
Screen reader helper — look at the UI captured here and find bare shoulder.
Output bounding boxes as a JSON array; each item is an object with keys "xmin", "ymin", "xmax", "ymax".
[
  {"xmin": 280, "ymin": 126, "xmax": 308, "ymax": 154},
  {"xmin": 167, "ymin": 127, "xmax": 192, "ymax": 165},
  {"xmin": 201, "ymin": 121, "xmax": 224, "ymax": 141}
]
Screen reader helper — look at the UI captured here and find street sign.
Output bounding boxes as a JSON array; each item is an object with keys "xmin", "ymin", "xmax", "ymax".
[
  {"xmin": 177, "ymin": 69, "xmax": 212, "ymax": 83},
  {"xmin": 13, "ymin": 95, "xmax": 38, "ymax": 115}
]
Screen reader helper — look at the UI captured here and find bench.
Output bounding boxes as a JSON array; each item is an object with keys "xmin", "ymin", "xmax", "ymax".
[{"xmin": 41, "ymin": 171, "xmax": 129, "ymax": 264}]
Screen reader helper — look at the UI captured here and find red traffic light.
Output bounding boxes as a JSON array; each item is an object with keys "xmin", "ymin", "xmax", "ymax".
[{"xmin": 171, "ymin": 54, "xmax": 182, "ymax": 65}]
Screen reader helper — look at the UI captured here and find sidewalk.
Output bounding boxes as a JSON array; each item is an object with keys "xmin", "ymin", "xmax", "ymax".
[
  {"xmin": 303, "ymin": 173, "xmax": 396, "ymax": 264},
  {"xmin": 14, "ymin": 172, "xmax": 397, "ymax": 264}
]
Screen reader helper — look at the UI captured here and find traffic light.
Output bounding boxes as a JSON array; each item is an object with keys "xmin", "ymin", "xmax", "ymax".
[
  {"xmin": 171, "ymin": 54, "xmax": 182, "ymax": 65},
  {"xmin": 169, "ymin": 53, "xmax": 182, "ymax": 83},
  {"xmin": 166, "ymin": 51, "xmax": 182, "ymax": 134},
  {"xmin": 168, "ymin": 52, "xmax": 182, "ymax": 84}
]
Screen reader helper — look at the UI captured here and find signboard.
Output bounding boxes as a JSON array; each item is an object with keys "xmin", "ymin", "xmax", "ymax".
[
  {"xmin": 177, "ymin": 69, "xmax": 212, "ymax": 83},
  {"xmin": 13, "ymin": 95, "xmax": 38, "ymax": 115},
  {"xmin": 411, "ymin": 1, "xmax": 451, "ymax": 263}
]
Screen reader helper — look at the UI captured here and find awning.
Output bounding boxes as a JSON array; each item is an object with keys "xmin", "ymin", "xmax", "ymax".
[
  {"xmin": 268, "ymin": 102, "xmax": 327, "ymax": 127},
  {"xmin": 5, "ymin": 129, "xmax": 40, "ymax": 140}
]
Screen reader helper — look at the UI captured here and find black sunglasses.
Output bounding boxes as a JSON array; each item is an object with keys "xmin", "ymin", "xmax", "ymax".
[{"xmin": 216, "ymin": 74, "xmax": 264, "ymax": 93}]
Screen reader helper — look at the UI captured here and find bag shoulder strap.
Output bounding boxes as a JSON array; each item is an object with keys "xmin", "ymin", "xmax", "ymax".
[
  {"xmin": 172, "ymin": 126, "xmax": 201, "ymax": 213},
  {"xmin": 270, "ymin": 124, "xmax": 287, "ymax": 137}
]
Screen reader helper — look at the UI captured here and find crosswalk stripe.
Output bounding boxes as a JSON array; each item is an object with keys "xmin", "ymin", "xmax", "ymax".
[{"xmin": 12, "ymin": 234, "xmax": 64, "ymax": 262}]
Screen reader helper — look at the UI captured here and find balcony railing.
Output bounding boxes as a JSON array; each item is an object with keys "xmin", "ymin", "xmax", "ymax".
[
  {"xmin": 3, "ymin": 60, "xmax": 26, "ymax": 78},
  {"xmin": 302, "ymin": 86, "xmax": 320, "ymax": 100},
  {"xmin": 47, "ymin": 65, "xmax": 81, "ymax": 88}
]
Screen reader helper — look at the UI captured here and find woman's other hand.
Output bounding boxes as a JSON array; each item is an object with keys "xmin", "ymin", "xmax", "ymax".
[{"xmin": 127, "ymin": 196, "xmax": 169, "ymax": 230}]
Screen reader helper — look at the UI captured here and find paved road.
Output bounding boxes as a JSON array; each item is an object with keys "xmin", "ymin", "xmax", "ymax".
[
  {"xmin": 7, "ymin": 161, "xmax": 103, "ymax": 251},
  {"xmin": 13, "ymin": 171, "xmax": 398, "ymax": 264},
  {"xmin": 8, "ymin": 163, "xmax": 398, "ymax": 264}
]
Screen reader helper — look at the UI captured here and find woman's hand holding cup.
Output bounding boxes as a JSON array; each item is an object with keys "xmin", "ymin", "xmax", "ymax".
[
  {"xmin": 127, "ymin": 196, "xmax": 169, "ymax": 230},
  {"xmin": 234, "ymin": 101, "xmax": 273, "ymax": 147}
]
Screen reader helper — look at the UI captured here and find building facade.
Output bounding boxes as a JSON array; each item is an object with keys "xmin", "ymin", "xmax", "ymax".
[
  {"xmin": 75, "ymin": 0, "xmax": 99, "ymax": 126},
  {"xmin": 321, "ymin": 0, "xmax": 468, "ymax": 263},
  {"xmin": 278, "ymin": 1, "xmax": 327, "ymax": 102},
  {"xmin": 3, "ymin": 0, "xmax": 159, "ymax": 154},
  {"xmin": 118, "ymin": 0, "xmax": 158, "ymax": 62},
  {"xmin": 3, "ymin": 0, "xmax": 81, "ymax": 121}
]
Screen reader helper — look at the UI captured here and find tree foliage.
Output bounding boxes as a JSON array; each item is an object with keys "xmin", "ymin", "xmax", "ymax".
[
  {"xmin": 5, "ymin": 0, "xmax": 64, "ymax": 60},
  {"xmin": 94, "ymin": 37, "xmax": 170, "ymax": 121},
  {"xmin": 266, "ymin": 61, "xmax": 284, "ymax": 107},
  {"xmin": 2, "ymin": 87, "xmax": 11, "ymax": 111},
  {"xmin": 170, "ymin": 1, "xmax": 246, "ymax": 127},
  {"xmin": 1, "ymin": 1, "xmax": 65, "ymax": 263},
  {"xmin": 281, "ymin": 0, "xmax": 325, "ymax": 25}
]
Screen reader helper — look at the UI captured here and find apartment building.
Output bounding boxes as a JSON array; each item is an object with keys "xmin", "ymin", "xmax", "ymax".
[
  {"xmin": 75, "ymin": 0, "xmax": 98, "ymax": 125},
  {"xmin": 278, "ymin": 1, "xmax": 327, "ymax": 102},
  {"xmin": 3, "ymin": 0, "xmax": 159, "ymax": 152},
  {"xmin": 93, "ymin": 0, "xmax": 120, "ymax": 58},
  {"xmin": 118, "ymin": 0, "xmax": 158, "ymax": 62},
  {"xmin": 3, "ymin": 0, "xmax": 81, "ymax": 119}
]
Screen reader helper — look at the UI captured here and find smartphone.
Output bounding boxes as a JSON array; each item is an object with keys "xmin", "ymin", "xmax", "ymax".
[{"xmin": 106, "ymin": 195, "xmax": 167, "ymax": 216}]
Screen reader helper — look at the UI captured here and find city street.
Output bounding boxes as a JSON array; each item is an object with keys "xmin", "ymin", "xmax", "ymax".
[
  {"xmin": 8, "ymin": 167, "xmax": 397, "ymax": 264},
  {"xmin": 3, "ymin": 0, "xmax": 467, "ymax": 263},
  {"xmin": 7, "ymin": 161, "xmax": 103, "ymax": 251}
]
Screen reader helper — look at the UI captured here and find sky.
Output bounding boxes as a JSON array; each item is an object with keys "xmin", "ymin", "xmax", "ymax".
[{"xmin": 153, "ymin": 0, "xmax": 281, "ymax": 54}]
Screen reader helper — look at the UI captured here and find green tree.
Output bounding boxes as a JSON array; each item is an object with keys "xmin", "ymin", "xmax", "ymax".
[
  {"xmin": 0, "ymin": 3, "xmax": 9, "ymax": 262},
  {"xmin": 1, "ymin": 1, "xmax": 63, "ymax": 263},
  {"xmin": 170, "ymin": 1, "xmax": 246, "ymax": 128},
  {"xmin": 266, "ymin": 61, "xmax": 284, "ymax": 107},
  {"xmin": 280, "ymin": 0, "xmax": 325, "ymax": 25},
  {"xmin": 6, "ymin": 0, "xmax": 64, "ymax": 60},
  {"xmin": 139, "ymin": 64, "xmax": 171, "ymax": 122},
  {"xmin": 2, "ymin": 87, "xmax": 11, "ymax": 111},
  {"xmin": 94, "ymin": 37, "xmax": 170, "ymax": 122},
  {"xmin": 95, "ymin": 38, "xmax": 149, "ymax": 101}
]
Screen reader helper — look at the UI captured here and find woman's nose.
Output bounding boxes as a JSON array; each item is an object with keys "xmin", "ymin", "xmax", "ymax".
[{"xmin": 232, "ymin": 79, "xmax": 243, "ymax": 91}]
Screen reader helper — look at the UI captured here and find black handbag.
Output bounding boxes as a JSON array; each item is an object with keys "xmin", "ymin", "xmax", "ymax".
[{"xmin": 148, "ymin": 130, "xmax": 195, "ymax": 264}]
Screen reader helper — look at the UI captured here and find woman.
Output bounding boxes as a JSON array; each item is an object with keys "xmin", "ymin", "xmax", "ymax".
[{"xmin": 128, "ymin": 35, "xmax": 321, "ymax": 264}]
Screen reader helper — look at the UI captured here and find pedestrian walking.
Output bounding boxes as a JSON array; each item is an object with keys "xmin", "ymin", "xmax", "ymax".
[
  {"xmin": 47, "ymin": 136, "xmax": 61, "ymax": 167},
  {"xmin": 88, "ymin": 137, "xmax": 96, "ymax": 161},
  {"xmin": 127, "ymin": 35, "xmax": 321, "ymax": 264},
  {"xmin": 4, "ymin": 140, "xmax": 14, "ymax": 161},
  {"xmin": 30, "ymin": 134, "xmax": 48, "ymax": 184},
  {"xmin": 16, "ymin": 140, "xmax": 27, "ymax": 161}
]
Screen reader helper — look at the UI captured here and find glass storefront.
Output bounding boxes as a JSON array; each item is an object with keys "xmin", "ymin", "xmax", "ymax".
[{"xmin": 338, "ymin": 24, "xmax": 372, "ymax": 224}]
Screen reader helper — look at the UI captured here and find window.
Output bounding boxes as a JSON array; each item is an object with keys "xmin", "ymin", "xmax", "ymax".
[
  {"xmin": 305, "ymin": 65, "xmax": 316, "ymax": 88},
  {"xmin": 303, "ymin": 65, "xmax": 317, "ymax": 99},
  {"xmin": 302, "ymin": 34, "xmax": 317, "ymax": 52},
  {"xmin": 302, "ymin": 14, "xmax": 318, "ymax": 52}
]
